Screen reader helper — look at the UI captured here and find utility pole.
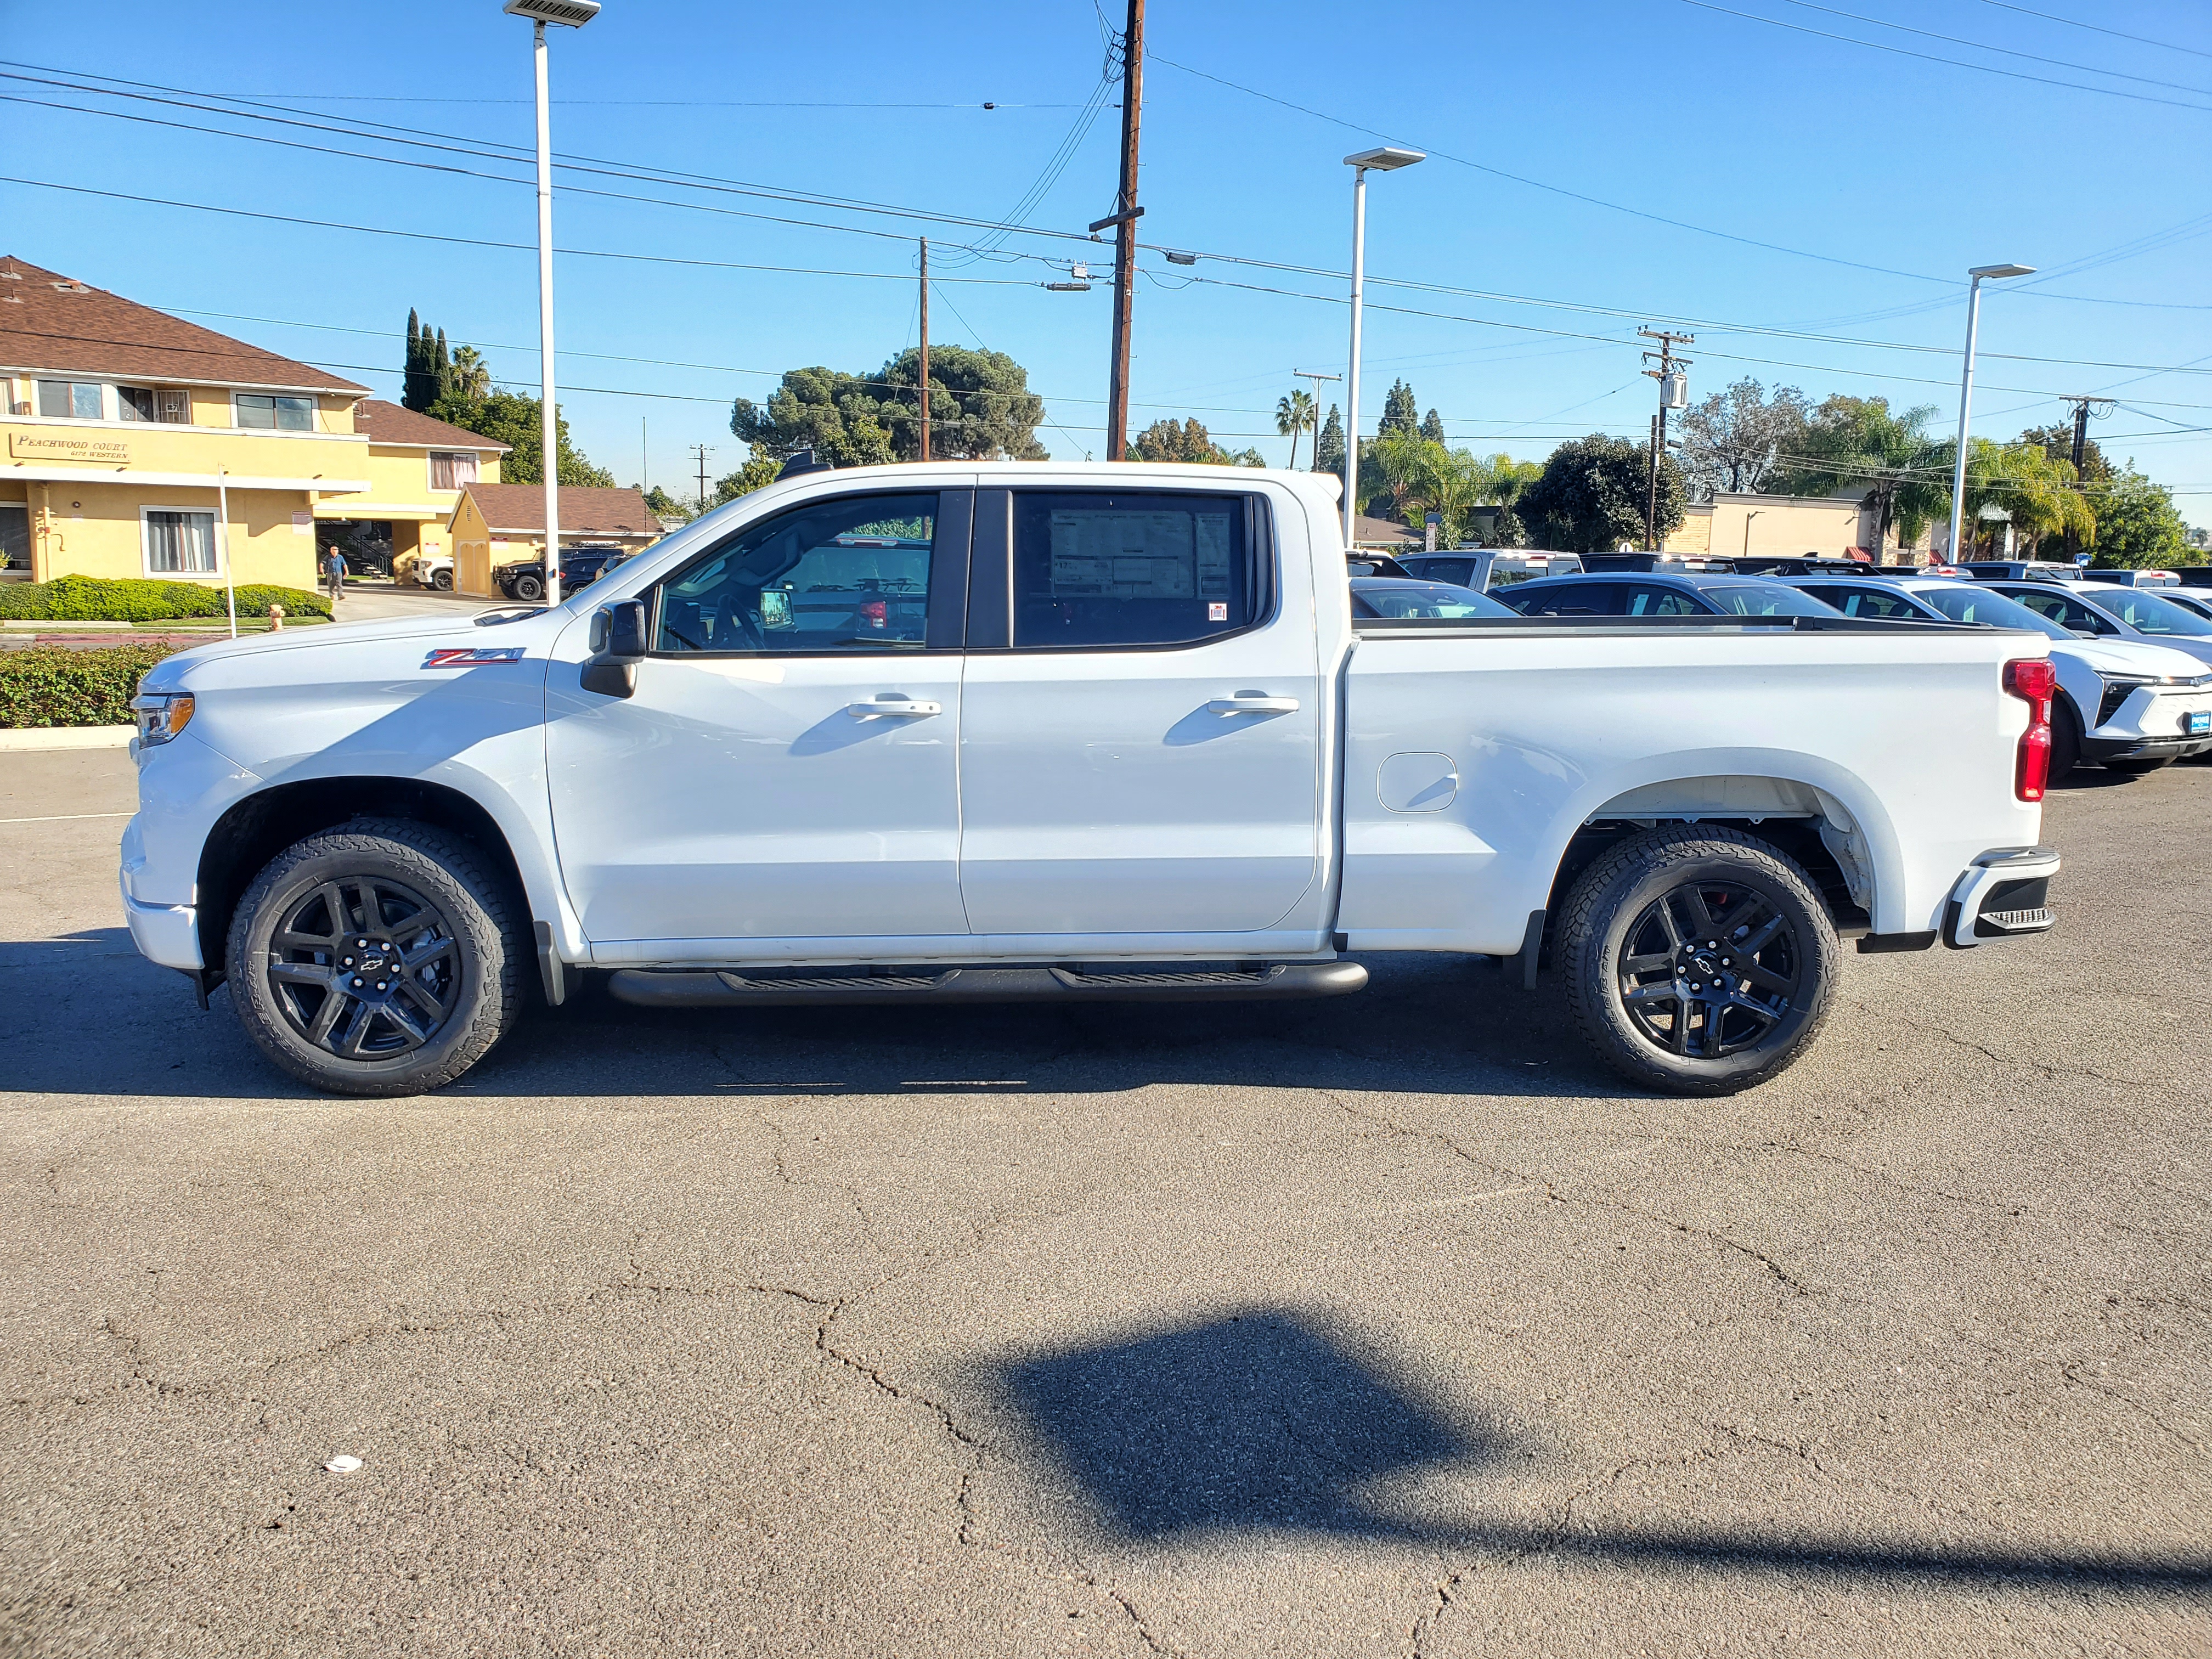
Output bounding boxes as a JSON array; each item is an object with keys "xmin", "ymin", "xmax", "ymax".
[
  {"xmin": 1638, "ymin": 327, "xmax": 1694, "ymax": 551},
  {"xmin": 918, "ymin": 238, "xmax": 931, "ymax": 464},
  {"xmin": 2058, "ymin": 394, "xmax": 2113, "ymax": 565},
  {"xmin": 1294, "ymin": 369, "xmax": 1340, "ymax": 472},
  {"xmin": 1092, "ymin": 0, "xmax": 1146, "ymax": 460},
  {"xmin": 640, "ymin": 416, "xmax": 647, "ymax": 497},
  {"xmin": 689, "ymin": 443, "xmax": 713, "ymax": 512}
]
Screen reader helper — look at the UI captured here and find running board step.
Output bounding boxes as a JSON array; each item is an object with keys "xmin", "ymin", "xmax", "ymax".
[{"xmin": 606, "ymin": 961, "xmax": 1369, "ymax": 1009}]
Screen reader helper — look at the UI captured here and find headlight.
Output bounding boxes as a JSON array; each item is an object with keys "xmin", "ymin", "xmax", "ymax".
[{"xmin": 131, "ymin": 691, "xmax": 195, "ymax": 746}]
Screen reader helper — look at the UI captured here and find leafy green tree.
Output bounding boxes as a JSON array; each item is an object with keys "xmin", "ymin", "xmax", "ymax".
[
  {"xmin": 1942, "ymin": 438, "xmax": 2094, "ymax": 557},
  {"xmin": 1519, "ymin": 434, "xmax": 1685, "ymax": 552},
  {"xmin": 1420, "ymin": 408, "xmax": 1446, "ymax": 444},
  {"xmin": 1127, "ymin": 417, "xmax": 1261, "ymax": 466},
  {"xmin": 1769, "ymin": 396, "xmax": 1945, "ymax": 554},
  {"xmin": 1379, "ymin": 378, "xmax": 1419, "ymax": 433},
  {"xmin": 1276, "ymin": 388, "xmax": 1316, "ymax": 470},
  {"xmin": 868, "ymin": 345, "xmax": 1048, "ymax": 460},
  {"xmin": 710, "ymin": 452, "xmax": 786, "ymax": 506},
  {"xmin": 1315, "ymin": 404, "xmax": 1346, "ymax": 477},
  {"xmin": 640, "ymin": 485, "xmax": 691, "ymax": 523},
  {"xmin": 428, "ymin": 385, "xmax": 613, "ymax": 487},
  {"xmin": 2087, "ymin": 470, "xmax": 2193, "ymax": 568},
  {"xmin": 730, "ymin": 368, "xmax": 894, "ymax": 469}
]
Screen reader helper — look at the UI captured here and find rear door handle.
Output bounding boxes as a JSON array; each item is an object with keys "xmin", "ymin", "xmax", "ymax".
[
  {"xmin": 1208, "ymin": 695, "xmax": 1300, "ymax": 715},
  {"xmin": 848, "ymin": 697, "xmax": 941, "ymax": 719}
]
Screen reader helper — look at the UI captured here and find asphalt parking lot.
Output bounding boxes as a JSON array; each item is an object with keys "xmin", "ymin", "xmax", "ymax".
[{"xmin": 2, "ymin": 751, "xmax": 2206, "ymax": 1657}]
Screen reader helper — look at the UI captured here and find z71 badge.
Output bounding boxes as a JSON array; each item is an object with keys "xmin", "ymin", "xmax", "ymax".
[{"xmin": 421, "ymin": 647, "xmax": 527, "ymax": 669}]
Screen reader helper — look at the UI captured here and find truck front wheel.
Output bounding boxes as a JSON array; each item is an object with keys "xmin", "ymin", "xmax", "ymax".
[
  {"xmin": 1558, "ymin": 827, "xmax": 1838, "ymax": 1096},
  {"xmin": 224, "ymin": 820, "xmax": 526, "ymax": 1096}
]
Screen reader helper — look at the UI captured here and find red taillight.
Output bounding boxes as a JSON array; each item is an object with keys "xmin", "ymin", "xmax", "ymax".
[
  {"xmin": 2005, "ymin": 657, "xmax": 2057, "ymax": 802},
  {"xmin": 860, "ymin": 599, "xmax": 888, "ymax": 630}
]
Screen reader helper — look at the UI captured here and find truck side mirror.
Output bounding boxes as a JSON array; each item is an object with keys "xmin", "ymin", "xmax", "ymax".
[{"xmin": 581, "ymin": 599, "xmax": 649, "ymax": 698}]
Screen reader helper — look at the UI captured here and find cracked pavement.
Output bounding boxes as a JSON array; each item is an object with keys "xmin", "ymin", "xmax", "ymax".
[{"xmin": 2, "ymin": 752, "xmax": 2207, "ymax": 1657}]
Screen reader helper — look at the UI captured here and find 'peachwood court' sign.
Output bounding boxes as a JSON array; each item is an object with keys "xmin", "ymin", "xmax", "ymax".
[{"xmin": 9, "ymin": 431, "xmax": 131, "ymax": 464}]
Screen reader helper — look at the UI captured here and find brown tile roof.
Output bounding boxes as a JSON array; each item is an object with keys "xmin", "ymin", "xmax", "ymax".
[
  {"xmin": 462, "ymin": 483, "xmax": 659, "ymax": 537},
  {"xmin": 354, "ymin": 398, "xmax": 510, "ymax": 452},
  {"xmin": 0, "ymin": 256, "xmax": 368, "ymax": 393}
]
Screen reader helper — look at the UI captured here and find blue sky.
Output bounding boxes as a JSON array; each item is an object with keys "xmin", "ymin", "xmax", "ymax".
[{"xmin": 4, "ymin": 0, "xmax": 2208, "ymax": 514}]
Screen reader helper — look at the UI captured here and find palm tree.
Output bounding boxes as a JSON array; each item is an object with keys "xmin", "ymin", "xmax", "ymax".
[
  {"xmin": 447, "ymin": 345, "xmax": 493, "ymax": 400},
  {"xmin": 1955, "ymin": 438, "xmax": 2095, "ymax": 557},
  {"xmin": 1407, "ymin": 447, "xmax": 1487, "ymax": 549},
  {"xmin": 1276, "ymin": 389, "xmax": 1316, "ymax": 471},
  {"xmin": 1769, "ymin": 397, "xmax": 1945, "ymax": 555},
  {"xmin": 1369, "ymin": 425, "xmax": 1436, "ymax": 524}
]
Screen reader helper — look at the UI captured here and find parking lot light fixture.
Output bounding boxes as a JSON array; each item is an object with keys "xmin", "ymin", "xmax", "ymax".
[
  {"xmin": 504, "ymin": 0, "xmax": 598, "ymax": 606},
  {"xmin": 1342, "ymin": 146, "xmax": 1424, "ymax": 547},
  {"xmin": 1946, "ymin": 262, "xmax": 2035, "ymax": 564}
]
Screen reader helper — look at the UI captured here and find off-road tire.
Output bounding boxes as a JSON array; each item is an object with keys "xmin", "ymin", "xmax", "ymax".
[
  {"xmin": 2049, "ymin": 697, "xmax": 2082, "ymax": 784},
  {"xmin": 226, "ymin": 820, "xmax": 525, "ymax": 1096},
  {"xmin": 1559, "ymin": 826, "xmax": 1838, "ymax": 1096},
  {"xmin": 511, "ymin": 572, "xmax": 546, "ymax": 602}
]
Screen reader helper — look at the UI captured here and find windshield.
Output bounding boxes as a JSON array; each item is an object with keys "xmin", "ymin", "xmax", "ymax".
[
  {"xmin": 1913, "ymin": 584, "xmax": 2074, "ymax": 641},
  {"xmin": 1699, "ymin": 584, "xmax": 1836, "ymax": 617},
  {"xmin": 2096, "ymin": 589, "xmax": 2212, "ymax": 637},
  {"xmin": 1351, "ymin": 579, "xmax": 1515, "ymax": 620}
]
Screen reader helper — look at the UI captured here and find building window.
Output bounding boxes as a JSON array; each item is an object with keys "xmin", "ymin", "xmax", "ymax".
[
  {"xmin": 235, "ymin": 393, "xmax": 315, "ymax": 431},
  {"xmin": 430, "ymin": 450, "xmax": 478, "ymax": 491},
  {"xmin": 0, "ymin": 503, "xmax": 29, "ymax": 572},
  {"xmin": 119, "ymin": 386, "xmax": 155, "ymax": 422},
  {"xmin": 37, "ymin": 380, "xmax": 103, "ymax": 419},
  {"xmin": 143, "ymin": 509, "xmax": 218, "ymax": 575}
]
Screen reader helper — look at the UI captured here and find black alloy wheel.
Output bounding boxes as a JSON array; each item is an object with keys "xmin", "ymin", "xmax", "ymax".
[
  {"xmin": 1559, "ymin": 826, "xmax": 1838, "ymax": 1095},
  {"xmin": 267, "ymin": 875, "xmax": 460, "ymax": 1059},
  {"xmin": 1615, "ymin": 878, "xmax": 1798, "ymax": 1060},
  {"xmin": 227, "ymin": 820, "xmax": 526, "ymax": 1096}
]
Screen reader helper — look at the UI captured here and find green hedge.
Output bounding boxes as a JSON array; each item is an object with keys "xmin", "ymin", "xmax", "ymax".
[
  {"xmin": 0, "ymin": 574, "xmax": 330, "ymax": 623},
  {"xmin": 0, "ymin": 643, "xmax": 183, "ymax": 728}
]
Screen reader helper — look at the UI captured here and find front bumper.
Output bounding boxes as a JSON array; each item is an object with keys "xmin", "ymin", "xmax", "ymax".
[
  {"xmin": 121, "ymin": 873, "xmax": 203, "ymax": 970},
  {"xmin": 1943, "ymin": 845, "xmax": 2061, "ymax": 949}
]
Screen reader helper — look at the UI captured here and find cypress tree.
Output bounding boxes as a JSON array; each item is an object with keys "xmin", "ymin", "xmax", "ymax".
[
  {"xmin": 1315, "ymin": 404, "xmax": 1346, "ymax": 477},
  {"xmin": 1421, "ymin": 408, "xmax": 1446, "ymax": 444},
  {"xmin": 1380, "ymin": 378, "xmax": 1419, "ymax": 433},
  {"xmin": 403, "ymin": 310, "xmax": 425, "ymax": 410}
]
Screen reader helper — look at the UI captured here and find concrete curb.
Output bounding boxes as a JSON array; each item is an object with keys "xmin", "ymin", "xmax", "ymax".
[{"xmin": 0, "ymin": 725, "xmax": 135, "ymax": 751}]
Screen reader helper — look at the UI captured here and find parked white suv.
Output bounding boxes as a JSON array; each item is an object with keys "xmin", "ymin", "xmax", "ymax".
[{"xmin": 1787, "ymin": 574, "xmax": 2212, "ymax": 777}]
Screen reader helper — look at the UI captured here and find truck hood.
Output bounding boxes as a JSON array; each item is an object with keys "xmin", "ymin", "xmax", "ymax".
[{"xmin": 139, "ymin": 607, "xmax": 577, "ymax": 692}]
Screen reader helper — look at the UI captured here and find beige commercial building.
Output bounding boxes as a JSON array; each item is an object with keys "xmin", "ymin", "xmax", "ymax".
[{"xmin": 1666, "ymin": 492, "xmax": 1893, "ymax": 560}]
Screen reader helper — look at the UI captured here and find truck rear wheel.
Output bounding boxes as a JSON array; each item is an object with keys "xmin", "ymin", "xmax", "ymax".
[
  {"xmin": 1558, "ymin": 827, "xmax": 1837, "ymax": 1096},
  {"xmin": 225, "ymin": 820, "xmax": 526, "ymax": 1097}
]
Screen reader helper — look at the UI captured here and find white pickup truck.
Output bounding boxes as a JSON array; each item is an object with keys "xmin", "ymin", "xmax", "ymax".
[{"xmin": 120, "ymin": 462, "xmax": 2061, "ymax": 1098}]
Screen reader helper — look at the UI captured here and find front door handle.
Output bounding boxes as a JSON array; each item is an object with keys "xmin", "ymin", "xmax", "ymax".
[
  {"xmin": 848, "ymin": 697, "xmax": 942, "ymax": 719},
  {"xmin": 1208, "ymin": 695, "xmax": 1300, "ymax": 715}
]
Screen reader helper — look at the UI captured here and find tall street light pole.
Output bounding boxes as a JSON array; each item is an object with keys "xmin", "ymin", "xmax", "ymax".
[
  {"xmin": 1340, "ymin": 146, "xmax": 1423, "ymax": 549},
  {"xmin": 505, "ymin": 0, "xmax": 598, "ymax": 607},
  {"xmin": 1946, "ymin": 261, "xmax": 2034, "ymax": 564}
]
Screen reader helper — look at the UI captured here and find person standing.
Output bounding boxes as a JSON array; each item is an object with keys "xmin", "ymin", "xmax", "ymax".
[{"xmin": 325, "ymin": 545, "xmax": 348, "ymax": 605}]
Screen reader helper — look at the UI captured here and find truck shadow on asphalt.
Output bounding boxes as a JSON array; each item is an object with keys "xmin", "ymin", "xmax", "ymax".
[
  {"xmin": 2, "ymin": 932, "xmax": 1623, "ymax": 1103},
  {"xmin": 997, "ymin": 1307, "xmax": 2212, "ymax": 1595}
]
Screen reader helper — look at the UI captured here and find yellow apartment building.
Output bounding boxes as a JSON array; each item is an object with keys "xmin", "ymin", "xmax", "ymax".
[
  {"xmin": 0, "ymin": 257, "xmax": 507, "ymax": 591},
  {"xmin": 449, "ymin": 483, "xmax": 660, "ymax": 597},
  {"xmin": 338, "ymin": 400, "xmax": 509, "ymax": 580}
]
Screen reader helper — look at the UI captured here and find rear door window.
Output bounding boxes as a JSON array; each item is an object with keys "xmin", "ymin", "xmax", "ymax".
[
  {"xmin": 1807, "ymin": 585, "xmax": 1921, "ymax": 618},
  {"xmin": 1008, "ymin": 491, "xmax": 1259, "ymax": 650},
  {"xmin": 2005, "ymin": 586, "xmax": 2115, "ymax": 635},
  {"xmin": 1499, "ymin": 582, "xmax": 1622, "ymax": 616},
  {"xmin": 1620, "ymin": 584, "xmax": 1707, "ymax": 616}
]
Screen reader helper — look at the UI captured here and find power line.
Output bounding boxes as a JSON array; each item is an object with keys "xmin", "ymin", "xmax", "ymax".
[
  {"xmin": 1974, "ymin": 0, "xmax": 2212, "ymax": 63},
  {"xmin": 1676, "ymin": 0, "xmax": 2212, "ymax": 114},
  {"xmin": 1768, "ymin": 0, "xmax": 2212, "ymax": 98}
]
